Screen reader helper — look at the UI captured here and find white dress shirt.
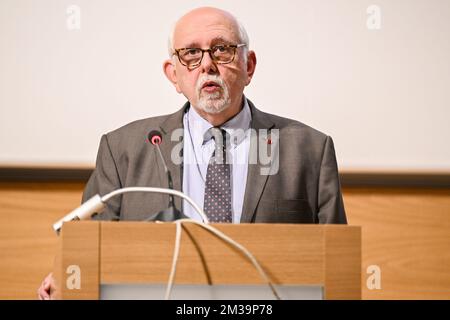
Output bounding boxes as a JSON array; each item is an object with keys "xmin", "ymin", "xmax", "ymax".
[{"xmin": 182, "ymin": 99, "xmax": 252, "ymax": 223}]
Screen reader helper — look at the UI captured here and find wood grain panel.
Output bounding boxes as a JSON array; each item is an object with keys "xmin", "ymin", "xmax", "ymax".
[
  {"xmin": 55, "ymin": 221, "xmax": 100, "ymax": 299},
  {"xmin": 1, "ymin": 182, "xmax": 449, "ymax": 299},
  {"xmin": 324, "ymin": 226, "xmax": 361, "ymax": 300},
  {"xmin": 344, "ymin": 188, "xmax": 450, "ymax": 300},
  {"xmin": 100, "ymin": 222, "xmax": 327, "ymax": 286},
  {"xmin": 0, "ymin": 182, "xmax": 84, "ymax": 299}
]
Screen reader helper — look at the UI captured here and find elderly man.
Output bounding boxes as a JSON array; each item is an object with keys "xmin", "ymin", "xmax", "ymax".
[{"xmin": 38, "ymin": 6, "xmax": 346, "ymax": 299}]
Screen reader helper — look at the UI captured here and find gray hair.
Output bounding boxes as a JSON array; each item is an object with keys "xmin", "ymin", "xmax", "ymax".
[{"xmin": 167, "ymin": 16, "xmax": 250, "ymax": 61}]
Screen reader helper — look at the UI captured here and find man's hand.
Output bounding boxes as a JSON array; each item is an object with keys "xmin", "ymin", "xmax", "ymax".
[{"xmin": 37, "ymin": 272, "xmax": 56, "ymax": 300}]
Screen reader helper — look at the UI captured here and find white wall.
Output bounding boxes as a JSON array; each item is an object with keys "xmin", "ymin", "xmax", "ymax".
[{"xmin": 1, "ymin": 0, "xmax": 449, "ymax": 170}]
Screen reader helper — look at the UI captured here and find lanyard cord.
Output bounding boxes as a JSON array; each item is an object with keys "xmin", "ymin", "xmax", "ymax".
[{"xmin": 185, "ymin": 112, "xmax": 207, "ymax": 185}]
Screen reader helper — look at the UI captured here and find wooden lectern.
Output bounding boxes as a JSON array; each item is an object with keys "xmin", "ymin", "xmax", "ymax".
[{"xmin": 53, "ymin": 221, "xmax": 361, "ymax": 300}]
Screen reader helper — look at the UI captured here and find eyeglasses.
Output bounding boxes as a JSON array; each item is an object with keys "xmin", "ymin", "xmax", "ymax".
[{"xmin": 173, "ymin": 44, "xmax": 246, "ymax": 70}]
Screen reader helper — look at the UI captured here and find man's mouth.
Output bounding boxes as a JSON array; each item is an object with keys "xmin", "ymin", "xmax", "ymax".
[{"xmin": 201, "ymin": 81, "xmax": 221, "ymax": 93}]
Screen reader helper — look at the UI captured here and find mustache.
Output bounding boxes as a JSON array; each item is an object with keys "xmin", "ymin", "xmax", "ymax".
[{"xmin": 196, "ymin": 75, "xmax": 225, "ymax": 94}]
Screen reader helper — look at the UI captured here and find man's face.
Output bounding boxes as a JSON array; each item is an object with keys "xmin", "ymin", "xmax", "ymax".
[{"xmin": 166, "ymin": 10, "xmax": 254, "ymax": 116}]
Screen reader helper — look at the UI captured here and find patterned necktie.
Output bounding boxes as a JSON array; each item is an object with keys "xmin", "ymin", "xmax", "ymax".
[{"xmin": 203, "ymin": 127, "xmax": 232, "ymax": 223}]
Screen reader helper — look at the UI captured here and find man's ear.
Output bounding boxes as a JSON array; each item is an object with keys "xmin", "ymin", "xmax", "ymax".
[
  {"xmin": 245, "ymin": 51, "xmax": 257, "ymax": 86},
  {"xmin": 163, "ymin": 59, "xmax": 182, "ymax": 93}
]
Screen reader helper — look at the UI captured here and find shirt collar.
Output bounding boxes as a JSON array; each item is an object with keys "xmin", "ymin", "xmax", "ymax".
[{"xmin": 187, "ymin": 97, "xmax": 252, "ymax": 148}]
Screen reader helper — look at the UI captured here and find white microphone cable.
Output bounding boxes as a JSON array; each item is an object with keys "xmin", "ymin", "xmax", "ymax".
[
  {"xmin": 165, "ymin": 218, "xmax": 281, "ymax": 300},
  {"xmin": 101, "ymin": 187, "xmax": 209, "ymax": 223},
  {"xmin": 53, "ymin": 187, "xmax": 209, "ymax": 233}
]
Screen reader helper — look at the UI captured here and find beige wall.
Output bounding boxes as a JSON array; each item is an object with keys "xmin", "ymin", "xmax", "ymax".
[
  {"xmin": 1, "ymin": 0, "xmax": 450, "ymax": 170},
  {"xmin": 0, "ymin": 182, "xmax": 449, "ymax": 299}
]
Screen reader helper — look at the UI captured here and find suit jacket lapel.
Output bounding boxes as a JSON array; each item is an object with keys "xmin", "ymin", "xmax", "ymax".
[{"xmin": 240, "ymin": 100, "xmax": 275, "ymax": 223}]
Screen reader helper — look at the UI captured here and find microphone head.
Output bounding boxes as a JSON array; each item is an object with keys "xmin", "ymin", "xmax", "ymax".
[{"xmin": 148, "ymin": 130, "xmax": 162, "ymax": 145}]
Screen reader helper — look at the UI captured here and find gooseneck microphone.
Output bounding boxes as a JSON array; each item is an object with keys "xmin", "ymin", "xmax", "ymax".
[
  {"xmin": 147, "ymin": 130, "xmax": 187, "ymax": 222},
  {"xmin": 148, "ymin": 130, "xmax": 175, "ymax": 206}
]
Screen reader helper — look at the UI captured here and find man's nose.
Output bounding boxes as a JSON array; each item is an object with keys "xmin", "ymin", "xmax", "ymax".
[{"xmin": 200, "ymin": 51, "xmax": 218, "ymax": 74}]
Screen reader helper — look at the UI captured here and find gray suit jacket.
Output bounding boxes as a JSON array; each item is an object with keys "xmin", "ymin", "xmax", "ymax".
[{"xmin": 82, "ymin": 100, "xmax": 347, "ymax": 224}]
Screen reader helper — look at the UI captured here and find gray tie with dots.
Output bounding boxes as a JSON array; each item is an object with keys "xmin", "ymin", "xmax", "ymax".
[{"xmin": 203, "ymin": 127, "xmax": 232, "ymax": 223}]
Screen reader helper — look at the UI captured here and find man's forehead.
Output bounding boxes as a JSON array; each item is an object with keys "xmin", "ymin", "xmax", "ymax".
[
  {"xmin": 173, "ymin": 15, "xmax": 240, "ymax": 47},
  {"xmin": 175, "ymin": 27, "xmax": 238, "ymax": 47}
]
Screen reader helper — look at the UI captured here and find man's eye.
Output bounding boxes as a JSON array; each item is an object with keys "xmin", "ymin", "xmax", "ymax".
[
  {"xmin": 185, "ymin": 49, "xmax": 200, "ymax": 56},
  {"xmin": 214, "ymin": 46, "xmax": 227, "ymax": 53}
]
